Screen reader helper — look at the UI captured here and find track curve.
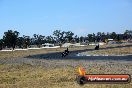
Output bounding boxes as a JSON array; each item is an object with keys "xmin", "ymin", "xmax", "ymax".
[{"xmin": 27, "ymin": 45, "xmax": 132, "ymax": 61}]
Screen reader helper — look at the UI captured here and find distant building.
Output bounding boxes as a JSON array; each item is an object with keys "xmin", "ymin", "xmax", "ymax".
[
  {"xmin": 88, "ymin": 42, "xmax": 106, "ymax": 46},
  {"xmin": 42, "ymin": 43, "xmax": 54, "ymax": 47},
  {"xmin": 88, "ymin": 43, "xmax": 96, "ymax": 46},
  {"xmin": 108, "ymin": 39, "xmax": 114, "ymax": 41},
  {"xmin": 62, "ymin": 43, "xmax": 86, "ymax": 47},
  {"xmin": 107, "ymin": 39, "xmax": 115, "ymax": 44},
  {"xmin": 99, "ymin": 42, "xmax": 106, "ymax": 45},
  {"xmin": 42, "ymin": 43, "xmax": 60, "ymax": 48}
]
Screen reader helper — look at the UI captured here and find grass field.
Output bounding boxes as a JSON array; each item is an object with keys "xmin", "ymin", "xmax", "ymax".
[
  {"xmin": 0, "ymin": 44, "xmax": 132, "ymax": 88},
  {"xmin": 80, "ymin": 46, "xmax": 132, "ymax": 56},
  {"xmin": 0, "ymin": 46, "xmax": 95, "ymax": 59},
  {"xmin": 0, "ymin": 63, "xmax": 132, "ymax": 88}
]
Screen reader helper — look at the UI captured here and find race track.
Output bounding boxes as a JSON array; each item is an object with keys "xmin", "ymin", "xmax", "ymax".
[{"xmin": 27, "ymin": 45, "xmax": 132, "ymax": 61}]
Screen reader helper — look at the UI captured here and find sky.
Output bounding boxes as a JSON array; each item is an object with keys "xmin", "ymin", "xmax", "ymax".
[{"xmin": 0, "ymin": 0, "xmax": 132, "ymax": 38}]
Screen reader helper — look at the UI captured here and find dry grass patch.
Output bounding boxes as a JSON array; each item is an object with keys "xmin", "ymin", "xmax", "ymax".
[
  {"xmin": 0, "ymin": 64, "xmax": 132, "ymax": 88},
  {"xmin": 0, "ymin": 46, "xmax": 94, "ymax": 59},
  {"xmin": 81, "ymin": 46, "xmax": 132, "ymax": 56}
]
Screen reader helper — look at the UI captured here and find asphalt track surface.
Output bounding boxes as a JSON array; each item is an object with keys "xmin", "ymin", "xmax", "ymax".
[{"xmin": 27, "ymin": 44, "xmax": 132, "ymax": 61}]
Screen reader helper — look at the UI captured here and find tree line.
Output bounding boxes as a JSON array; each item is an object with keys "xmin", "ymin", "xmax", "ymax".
[{"xmin": 0, "ymin": 30, "xmax": 132, "ymax": 50}]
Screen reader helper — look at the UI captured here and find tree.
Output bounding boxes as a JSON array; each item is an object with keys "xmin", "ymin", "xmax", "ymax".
[
  {"xmin": 106, "ymin": 32, "xmax": 110, "ymax": 39},
  {"xmin": 46, "ymin": 35, "xmax": 55, "ymax": 43},
  {"xmin": 23, "ymin": 35, "xmax": 30, "ymax": 48},
  {"xmin": 117, "ymin": 34, "xmax": 124, "ymax": 41},
  {"xmin": 96, "ymin": 32, "xmax": 101, "ymax": 42},
  {"xmin": 0, "ymin": 39, "xmax": 4, "ymax": 50},
  {"xmin": 53, "ymin": 30, "xmax": 65, "ymax": 43},
  {"xmin": 110, "ymin": 32, "xmax": 117, "ymax": 40},
  {"xmin": 17, "ymin": 37, "xmax": 24, "ymax": 48},
  {"xmin": 74, "ymin": 35, "xmax": 80, "ymax": 43},
  {"xmin": 87, "ymin": 33, "xmax": 96, "ymax": 42},
  {"xmin": 87, "ymin": 34, "xmax": 93, "ymax": 42},
  {"xmin": 53, "ymin": 30, "xmax": 61, "ymax": 43},
  {"xmin": 101, "ymin": 32, "xmax": 106, "ymax": 42},
  {"xmin": 124, "ymin": 30, "xmax": 132, "ymax": 40},
  {"xmin": 80, "ymin": 36, "xmax": 85, "ymax": 43},
  {"xmin": 64, "ymin": 31, "xmax": 74, "ymax": 43},
  {"xmin": 33, "ymin": 34, "xmax": 45, "ymax": 47},
  {"xmin": 3, "ymin": 30, "xmax": 19, "ymax": 50}
]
